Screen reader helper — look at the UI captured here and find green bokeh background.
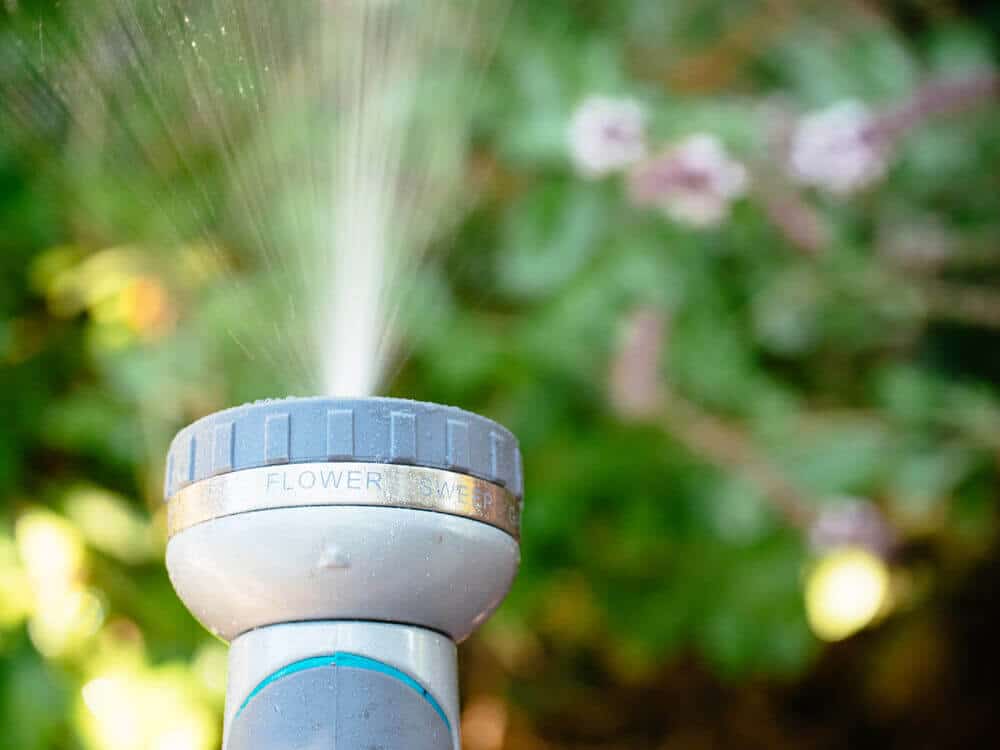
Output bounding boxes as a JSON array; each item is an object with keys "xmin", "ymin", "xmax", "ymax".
[{"xmin": 2, "ymin": 1, "xmax": 1000, "ymax": 748}]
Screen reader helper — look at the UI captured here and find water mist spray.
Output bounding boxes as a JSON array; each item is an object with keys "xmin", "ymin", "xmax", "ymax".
[{"xmin": 164, "ymin": 397, "xmax": 523, "ymax": 749}]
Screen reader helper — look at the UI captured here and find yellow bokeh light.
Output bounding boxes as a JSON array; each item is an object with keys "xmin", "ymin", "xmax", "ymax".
[
  {"xmin": 66, "ymin": 486, "xmax": 157, "ymax": 565},
  {"xmin": 80, "ymin": 667, "xmax": 217, "ymax": 750},
  {"xmin": 15, "ymin": 510, "xmax": 85, "ymax": 593},
  {"xmin": 805, "ymin": 547, "xmax": 890, "ymax": 642},
  {"xmin": 82, "ymin": 676, "xmax": 144, "ymax": 750},
  {"xmin": 15, "ymin": 509, "xmax": 106, "ymax": 658},
  {"xmin": 0, "ymin": 533, "xmax": 32, "ymax": 627},
  {"xmin": 29, "ymin": 587, "xmax": 106, "ymax": 658},
  {"xmin": 152, "ymin": 722, "xmax": 208, "ymax": 750},
  {"xmin": 191, "ymin": 641, "xmax": 229, "ymax": 702},
  {"xmin": 120, "ymin": 276, "xmax": 175, "ymax": 338}
]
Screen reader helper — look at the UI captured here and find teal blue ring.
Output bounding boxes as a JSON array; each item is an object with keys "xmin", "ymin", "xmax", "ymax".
[{"xmin": 234, "ymin": 652, "xmax": 451, "ymax": 731}]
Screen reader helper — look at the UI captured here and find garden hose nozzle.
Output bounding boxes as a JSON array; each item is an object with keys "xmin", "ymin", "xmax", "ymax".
[{"xmin": 163, "ymin": 397, "xmax": 523, "ymax": 749}]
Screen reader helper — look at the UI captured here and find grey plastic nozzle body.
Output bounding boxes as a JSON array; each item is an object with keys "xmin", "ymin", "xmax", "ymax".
[{"xmin": 164, "ymin": 397, "xmax": 523, "ymax": 749}]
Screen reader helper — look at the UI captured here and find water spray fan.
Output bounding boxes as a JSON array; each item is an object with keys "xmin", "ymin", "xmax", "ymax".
[{"xmin": 164, "ymin": 397, "xmax": 523, "ymax": 749}]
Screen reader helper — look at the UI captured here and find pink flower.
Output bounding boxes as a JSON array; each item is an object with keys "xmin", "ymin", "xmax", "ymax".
[
  {"xmin": 809, "ymin": 498, "xmax": 896, "ymax": 557},
  {"xmin": 628, "ymin": 134, "xmax": 748, "ymax": 228},
  {"xmin": 788, "ymin": 101, "xmax": 890, "ymax": 196},
  {"xmin": 568, "ymin": 96, "xmax": 647, "ymax": 178}
]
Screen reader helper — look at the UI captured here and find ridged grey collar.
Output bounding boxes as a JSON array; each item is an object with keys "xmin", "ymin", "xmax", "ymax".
[{"xmin": 164, "ymin": 397, "xmax": 523, "ymax": 501}]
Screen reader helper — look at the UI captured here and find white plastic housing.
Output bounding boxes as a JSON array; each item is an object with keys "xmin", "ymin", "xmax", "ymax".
[{"xmin": 165, "ymin": 506, "xmax": 520, "ymax": 642}]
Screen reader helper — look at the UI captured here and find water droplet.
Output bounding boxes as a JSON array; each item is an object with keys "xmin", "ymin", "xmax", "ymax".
[{"xmin": 317, "ymin": 544, "xmax": 351, "ymax": 570}]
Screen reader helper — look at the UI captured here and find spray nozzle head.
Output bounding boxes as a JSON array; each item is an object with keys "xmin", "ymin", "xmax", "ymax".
[{"xmin": 164, "ymin": 396, "xmax": 522, "ymax": 642}]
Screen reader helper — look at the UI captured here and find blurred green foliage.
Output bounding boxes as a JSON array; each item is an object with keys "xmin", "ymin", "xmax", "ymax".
[{"xmin": 2, "ymin": 1, "xmax": 1000, "ymax": 748}]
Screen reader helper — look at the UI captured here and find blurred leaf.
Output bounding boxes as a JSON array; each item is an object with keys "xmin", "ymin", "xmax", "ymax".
[
  {"xmin": 775, "ymin": 26, "xmax": 918, "ymax": 105},
  {"xmin": 775, "ymin": 420, "xmax": 888, "ymax": 496},
  {"xmin": 499, "ymin": 180, "xmax": 613, "ymax": 298},
  {"xmin": 927, "ymin": 24, "xmax": 995, "ymax": 74},
  {"xmin": 889, "ymin": 442, "xmax": 973, "ymax": 527},
  {"xmin": 0, "ymin": 649, "xmax": 71, "ymax": 750}
]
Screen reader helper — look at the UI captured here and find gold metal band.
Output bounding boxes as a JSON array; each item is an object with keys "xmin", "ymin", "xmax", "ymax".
[{"xmin": 167, "ymin": 462, "xmax": 521, "ymax": 540}]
